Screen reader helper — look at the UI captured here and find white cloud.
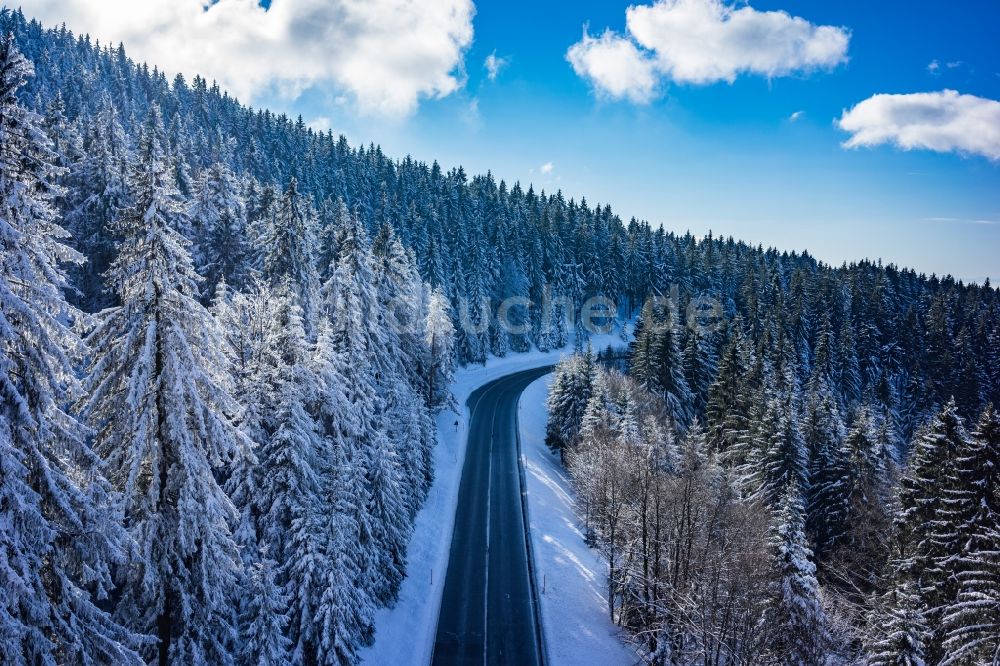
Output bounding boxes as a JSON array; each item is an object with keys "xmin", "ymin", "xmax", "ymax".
[
  {"xmin": 929, "ymin": 59, "xmax": 966, "ymax": 75},
  {"xmin": 484, "ymin": 50, "xmax": 509, "ymax": 81},
  {"xmin": 566, "ymin": 29, "xmax": 658, "ymax": 103},
  {"xmin": 838, "ymin": 90, "xmax": 1000, "ymax": 161},
  {"xmin": 460, "ymin": 97, "xmax": 481, "ymax": 129},
  {"xmin": 540, "ymin": 161, "xmax": 554, "ymax": 174},
  {"xmin": 567, "ymin": 0, "xmax": 849, "ymax": 100},
  {"xmin": 789, "ymin": 110, "xmax": 804, "ymax": 121},
  {"xmin": 18, "ymin": 0, "xmax": 475, "ymax": 117},
  {"xmin": 923, "ymin": 216, "xmax": 999, "ymax": 226},
  {"xmin": 307, "ymin": 116, "xmax": 332, "ymax": 132}
]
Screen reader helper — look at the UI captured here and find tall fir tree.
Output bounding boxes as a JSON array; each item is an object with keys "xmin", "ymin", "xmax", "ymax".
[
  {"xmin": 83, "ymin": 105, "xmax": 245, "ymax": 666},
  {"xmin": 0, "ymin": 34, "xmax": 142, "ymax": 666},
  {"xmin": 250, "ymin": 285, "xmax": 328, "ymax": 662},
  {"xmin": 893, "ymin": 399, "xmax": 972, "ymax": 663},
  {"xmin": 546, "ymin": 348, "xmax": 596, "ymax": 462},
  {"xmin": 322, "ymin": 210, "xmax": 410, "ymax": 605},
  {"xmin": 941, "ymin": 405, "xmax": 1000, "ymax": 663},
  {"xmin": 423, "ymin": 286, "xmax": 456, "ymax": 411},
  {"xmin": 188, "ymin": 158, "xmax": 249, "ymax": 295},
  {"xmin": 262, "ymin": 178, "xmax": 320, "ymax": 332},
  {"xmin": 239, "ymin": 554, "xmax": 292, "ymax": 666},
  {"xmin": 867, "ymin": 576, "xmax": 929, "ymax": 666},
  {"xmin": 769, "ymin": 482, "xmax": 830, "ymax": 665}
]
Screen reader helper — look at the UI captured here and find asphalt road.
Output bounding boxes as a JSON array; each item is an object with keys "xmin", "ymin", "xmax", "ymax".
[{"xmin": 432, "ymin": 366, "xmax": 552, "ymax": 666}]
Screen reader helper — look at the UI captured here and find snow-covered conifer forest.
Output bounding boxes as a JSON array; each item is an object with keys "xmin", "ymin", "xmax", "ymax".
[
  {"xmin": 1, "ymin": 7, "xmax": 998, "ymax": 665},
  {"xmin": 547, "ymin": 332, "xmax": 999, "ymax": 662}
]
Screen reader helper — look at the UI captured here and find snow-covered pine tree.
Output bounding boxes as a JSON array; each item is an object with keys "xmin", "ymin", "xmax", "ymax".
[
  {"xmin": 742, "ymin": 382, "xmax": 808, "ymax": 506},
  {"xmin": 682, "ymin": 325, "xmax": 717, "ymax": 421},
  {"xmin": 311, "ymin": 318, "xmax": 375, "ymax": 663},
  {"xmin": 240, "ymin": 553, "xmax": 292, "ymax": 666},
  {"xmin": 316, "ymin": 196, "xmax": 349, "ymax": 281},
  {"xmin": 769, "ymin": 481, "xmax": 830, "ymax": 664},
  {"xmin": 188, "ymin": 157, "xmax": 249, "ymax": 295},
  {"xmin": 249, "ymin": 284, "xmax": 329, "ymax": 661},
  {"xmin": 802, "ymin": 377, "xmax": 846, "ymax": 559},
  {"xmin": 893, "ymin": 398, "xmax": 971, "ymax": 663},
  {"xmin": 867, "ymin": 576, "xmax": 929, "ymax": 666},
  {"xmin": 322, "ymin": 209, "xmax": 410, "ymax": 605},
  {"xmin": 941, "ymin": 404, "xmax": 1000, "ymax": 663},
  {"xmin": 705, "ymin": 323, "xmax": 751, "ymax": 455},
  {"xmin": 262, "ymin": 177, "xmax": 320, "ymax": 332},
  {"xmin": 423, "ymin": 286, "xmax": 456, "ymax": 411},
  {"xmin": 40, "ymin": 90, "xmax": 83, "ymax": 214},
  {"xmin": 816, "ymin": 406, "xmax": 894, "ymax": 597},
  {"xmin": 63, "ymin": 94, "xmax": 130, "ymax": 310},
  {"xmin": 630, "ymin": 298, "xmax": 695, "ymax": 428},
  {"xmin": 314, "ymin": 480, "xmax": 372, "ymax": 665},
  {"xmin": 453, "ymin": 256, "xmax": 490, "ymax": 364},
  {"xmin": 546, "ymin": 348, "xmax": 596, "ymax": 462},
  {"xmin": 721, "ymin": 331, "xmax": 767, "ymax": 472},
  {"xmin": 837, "ymin": 317, "xmax": 863, "ymax": 408},
  {"xmin": 82, "ymin": 104, "xmax": 245, "ymax": 666},
  {"xmin": 0, "ymin": 33, "xmax": 143, "ymax": 666},
  {"xmin": 372, "ymin": 223, "xmax": 437, "ymax": 509}
]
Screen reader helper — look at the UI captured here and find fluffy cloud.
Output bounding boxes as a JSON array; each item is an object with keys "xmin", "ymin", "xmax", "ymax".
[
  {"xmin": 484, "ymin": 50, "xmax": 509, "ymax": 81},
  {"xmin": 567, "ymin": 0, "xmax": 849, "ymax": 101},
  {"xmin": 838, "ymin": 90, "xmax": 1000, "ymax": 161},
  {"xmin": 18, "ymin": 0, "xmax": 475, "ymax": 116},
  {"xmin": 567, "ymin": 30, "xmax": 658, "ymax": 103},
  {"xmin": 540, "ymin": 161, "xmax": 554, "ymax": 174}
]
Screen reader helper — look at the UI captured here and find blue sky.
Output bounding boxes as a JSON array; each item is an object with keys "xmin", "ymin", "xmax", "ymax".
[{"xmin": 23, "ymin": 0, "xmax": 1000, "ymax": 282}]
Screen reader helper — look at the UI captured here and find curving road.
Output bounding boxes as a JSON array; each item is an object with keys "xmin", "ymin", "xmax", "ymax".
[{"xmin": 432, "ymin": 366, "xmax": 552, "ymax": 666}]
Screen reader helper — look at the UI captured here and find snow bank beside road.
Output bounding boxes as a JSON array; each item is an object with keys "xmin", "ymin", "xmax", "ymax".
[{"xmin": 519, "ymin": 375, "xmax": 639, "ymax": 666}]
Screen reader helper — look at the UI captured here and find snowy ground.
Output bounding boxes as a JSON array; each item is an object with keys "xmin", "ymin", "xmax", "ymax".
[
  {"xmin": 519, "ymin": 375, "xmax": 640, "ymax": 666},
  {"xmin": 360, "ymin": 328, "xmax": 630, "ymax": 666}
]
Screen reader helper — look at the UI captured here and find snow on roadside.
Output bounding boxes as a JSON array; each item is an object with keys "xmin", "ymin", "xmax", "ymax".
[
  {"xmin": 519, "ymin": 375, "xmax": 639, "ymax": 666},
  {"xmin": 360, "ymin": 329, "xmax": 627, "ymax": 666}
]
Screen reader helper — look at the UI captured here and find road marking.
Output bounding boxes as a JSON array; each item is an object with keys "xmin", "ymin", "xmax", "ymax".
[{"xmin": 483, "ymin": 381, "xmax": 501, "ymax": 666}]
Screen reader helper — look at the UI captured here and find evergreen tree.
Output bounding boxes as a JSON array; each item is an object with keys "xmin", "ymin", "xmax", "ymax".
[
  {"xmin": 743, "ymin": 385, "xmax": 808, "ymax": 506},
  {"xmin": 322, "ymin": 211, "xmax": 410, "ymax": 605},
  {"xmin": 189, "ymin": 158, "xmax": 249, "ymax": 294},
  {"xmin": 769, "ymin": 482, "xmax": 830, "ymax": 665},
  {"xmin": 546, "ymin": 348, "xmax": 596, "ymax": 462},
  {"xmin": 240, "ymin": 554, "xmax": 292, "ymax": 666},
  {"xmin": 423, "ymin": 286, "xmax": 456, "ymax": 411},
  {"xmin": 941, "ymin": 405, "xmax": 1000, "ymax": 663},
  {"xmin": 867, "ymin": 577, "xmax": 928, "ymax": 666},
  {"xmin": 83, "ymin": 105, "xmax": 245, "ymax": 665},
  {"xmin": 372, "ymin": 223, "xmax": 437, "ymax": 507},
  {"xmin": 311, "ymin": 319, "xmax": 375, "ymax": 663},
  {"xmin": 631, "ymin": 299, "xmax": 694, "ymax": 428},
  {"xmin": 803, "ymin": 379, "xmax": 846, "ymax": 559},
  {"xmin": 894, "ymin": 399, "xmax": 972, "ymax": 663},
  {"xmin": 262, "ymin": 178, "xmax": 320, "ymax": 331},
  {"xmin": 0, "ymin": 34, "xmax": 142, "ymax": 666},
  {"xmin": 63, "ymin": 95, "xmax": 130, "ymax": 310},
  {"xmin": 251, "ymin": 285, "xmax": 328, "ymax": 661},
  {"xmin": 683, "ymin": 327, "xmax": 717, "ymax": 420},
  {"xmin": 705, "ymin": 325, "xmax": 751, "ymax": 455}
]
